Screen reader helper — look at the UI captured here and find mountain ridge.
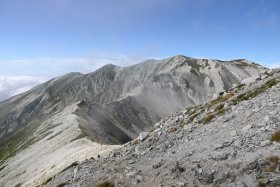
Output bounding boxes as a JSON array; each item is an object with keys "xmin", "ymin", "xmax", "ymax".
[{"xmin": 0, "ymin": 55, "xmax": 267, "ymax": 186}]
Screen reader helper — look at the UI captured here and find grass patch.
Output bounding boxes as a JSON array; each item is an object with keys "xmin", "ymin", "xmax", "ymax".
[
  {"xmin": 258, "ymin": 181, "xmax": 267, "ymax": 187},
  {"xmin": 217, "ymin": 109, "xmax": 227, "ymax": 116},
  {"xmin": 95, "ymin": 181, "xmax": 115, "ymax": 187},
  {"xmin": 265, "ymin": 155, "xmax": 279, "ymax": 172},
  {"xmin": 271, "ymin": 130, "xmax": 280, "ymax": 142},
  {"xmin": 202, "ymin": 114, "xmax": 215, "ymax": 124},
  {"xmin": 236, "ymin": 83, "xmax": 245, "ymax": 89},
  {"xmin": 214, "ymin": 103, "xmax": 224, "ymax": 112},
  {"xmin": 208, "ymin": 92, "xmax": 234, "ymax": 108},
  {"xmin": 179, "ymin": 119, "xmax": 185, "ymax": 127},
  {"xmin": 41, "ymin": 177, "xmax": 52, "ymax": 185},
  {"xmin": 0, "ymin": 164, "xmax": 6, "ymax": 172},
  {"xmin": 169, "ymin": 127, "xmax": 177, "ymax": 133},
  {"xmin": 188, "ymin": 107, "xmax": 205, "ymax": 123},
  {"xmin": 14, "ymin": 183, "xmax": 21, "ymax": 187},
  {"xmin": 232, "ymin": 78, "xmax": 279, "ymax": 105}
]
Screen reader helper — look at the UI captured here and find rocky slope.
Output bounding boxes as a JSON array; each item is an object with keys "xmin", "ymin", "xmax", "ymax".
[
  {"xmin": 45, "ymin": 69, "xmax": 280, "ymax": 187},
  {"xmin": 0, "ymin": 55, "xmax": 265, "ymax": 186}
]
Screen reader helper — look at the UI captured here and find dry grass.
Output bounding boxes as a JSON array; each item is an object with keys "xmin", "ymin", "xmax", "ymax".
[
  {"xmin": 169, "ymin": 127, "xmax": 177, "ymax": 133},
  {"xmin": 232, "ymin": 78, "xmax": 279, "ymax": 105},
  {"xmin": 179, "ymin": 119, "xmax": 185, "ymax": 128},
  {"xmin": 214, "ymin": 103, "xmax": 224, "ymax": 112},
  {"xmin": 265, "ymin": 155, "xmax": 279, "ymax": 172},
  {"xmin": 149, "ymin": 127, "xmax": 156, "ymax": 132},
  {"xmin": 202, "ymin": 114, "xmax": 215, "ymax": 124},
  {"xmin": 271, "ymin": 130, "xmax": 280, "ymax": 142}
]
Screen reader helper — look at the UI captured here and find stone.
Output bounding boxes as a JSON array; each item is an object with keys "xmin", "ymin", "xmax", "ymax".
[
  {"xmin": 154, "ymin": 122, "xmax": 161, "ymax": 127},
  {"xmin": 213, "ymin": 152, "xmax": 229, "ymax": 160},
  {"xmin": 139, "ymin": 132, "xmax": 149, "ymax": 141},
  {"xmin": 230, "ymin": 130, "xmax": 237, "ymax": 137},
  {"xmin": 74, "ymin": 166, "xmax": 79, "ymax": 174},
  {"xmin": 269, "ymin": 176, "xmax": 280, "ymax": 186},
  {"xmin": 136, "ymin": 175, "xmax": 143, "ymax": 182},
  {"xmin": 198, "ymin": 168, "xmax": 215, "ymax": 184},
  {"xmin": 176, "ymin": 182, "xmax": 186, "ymax": 187},
  {"xmin": 153, "ymin": 128, "xmax": 161, "ymax": 133},
  {"xmin": 126, "ymin": 171, "xmax": 138, "ymax": 178},
  {"xmin": 176, "ymin": 131, "xmax": 183, "ymax": 139},
  {"xmin": 260, "ymin": 140, "xmax": 270, "ymax": 147},
  {"xmin": 128, "ymin": 160, "xmax": 136, "ymax": 164},
  {"xmin": 242, "ymin": 125, "xmax": 252, "ymax": 131},
  {"xmin": 233, "ymin": 139, "xmax": 242, "ymax": 148},
  {"xmin": 153, "ymin": 161, "xmax": 162, "ymax": 169}
]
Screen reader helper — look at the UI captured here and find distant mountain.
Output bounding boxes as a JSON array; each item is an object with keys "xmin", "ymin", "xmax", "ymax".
[{"xmin": 0, "ymin": 55, "xmax": 266, "ymax": 186}]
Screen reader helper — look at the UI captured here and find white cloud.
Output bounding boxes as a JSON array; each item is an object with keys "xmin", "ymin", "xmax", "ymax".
[
  {"xmin": 265, "ymin": 62, "xmax": 280, "ymax": 69},
  {"xmin": 0, "ymin": 52, "xmax": 145, "ymax": 77},
  {"xmin": 0, "ymin": 76, "xmax": 49, "ymax": 102},
  {"xmin": 0, "ymin": 52, "xmax": 147, "ymax": 101}
]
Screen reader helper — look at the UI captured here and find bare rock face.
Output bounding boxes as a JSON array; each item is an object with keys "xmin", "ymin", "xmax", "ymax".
[{"xmin": 0, "ymin": 55, "xmax": 266, "ymax": 186}]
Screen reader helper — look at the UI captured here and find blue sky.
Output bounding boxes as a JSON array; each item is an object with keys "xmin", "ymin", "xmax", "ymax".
[{"xmin": 0, "ymin": 0, "xmax": 280, "ymax": 100}]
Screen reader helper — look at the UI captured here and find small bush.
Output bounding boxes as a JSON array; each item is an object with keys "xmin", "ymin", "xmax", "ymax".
[
  {"xmin": 203, "ymin": 114, "xmax": 215, "ymax": 124},
  {"xmin": 95, "ymin": 181, "xmax": 115, "ymax": 187},
  {"xmin": 271, "ymin": 130, "xmax": 280, "ymax": 142}
]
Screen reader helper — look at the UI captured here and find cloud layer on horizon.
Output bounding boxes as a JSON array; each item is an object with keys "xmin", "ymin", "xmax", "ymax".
[
  {"xmin": 0, "ymin": 52, "xmax": 146, "ymax": 101},
  {"xmin": 0, "ymin": 76, "xmax": 49, "ymax": 102}
]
